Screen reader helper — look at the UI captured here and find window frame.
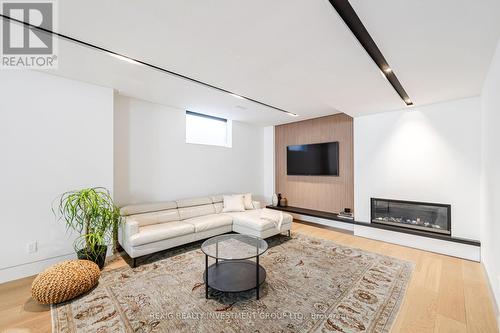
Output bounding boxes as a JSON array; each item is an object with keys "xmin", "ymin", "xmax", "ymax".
[{"xmin": 185, "ymin": 110, "xmax": 232, "ymax": 148}]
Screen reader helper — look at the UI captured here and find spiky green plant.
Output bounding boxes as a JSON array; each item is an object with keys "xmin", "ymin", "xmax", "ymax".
[{"xmin": 53, "ymin": 187, "xmax": 120, "ymax": 254}]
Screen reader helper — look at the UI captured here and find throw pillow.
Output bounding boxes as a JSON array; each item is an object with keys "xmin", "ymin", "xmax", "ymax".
[
  {"xmin": 243, "ymin": 193, "xmax": 255, "ymax": 210},
  {"xmin": 222, "ymin": 195, "xmax": 245, "ymax": 212}
]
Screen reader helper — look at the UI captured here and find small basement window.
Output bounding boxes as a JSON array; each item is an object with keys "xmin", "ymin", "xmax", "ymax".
[{"xmin": 185, "ymin": 111, "xmax": 232, "ymax": 147}]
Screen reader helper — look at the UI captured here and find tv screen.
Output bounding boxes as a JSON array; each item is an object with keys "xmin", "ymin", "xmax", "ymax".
[{"xmin": 287, "ymin": 142, "xmax": 339, "ymax": 176}]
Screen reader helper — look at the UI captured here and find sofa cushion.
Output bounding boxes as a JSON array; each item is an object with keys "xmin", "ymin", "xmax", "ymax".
[
  {"xmin": 210, "ymin": 195, "xmax": 223, "ymax": 203},
  {"xmin": 130, "ymin": 222, "xmax": 195, "ymax": 246},
  {"xmin": 178, "ymin": 204, "xmax": 216, "ymax": 220},
  {"xmin": 156, "ymin": 209, "xmax": 181, "ymax": 223},
  {"xmin": 120, "ymin": 201, "xmax": 177, "ymax": 216},
  {"xmin": 213, "ymin": 202, "xmax": 223, "ymax": 214},
  {"xmin": 176, "ymin": 197, "xmax": 212, "ymax": 208},
  {"xmin": 127, "ymin": 209, "xmax": 180, "ymax": 227},
  {"xmin": 183, "ymin": 214, "xmax": 233, "ymax": 233},
  {"xmin": 225, "ymin": 209, "xmax": 292, "ymax": 232}
]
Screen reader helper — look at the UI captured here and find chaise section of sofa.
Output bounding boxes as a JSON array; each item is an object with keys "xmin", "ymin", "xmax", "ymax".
[{"xmin": 118, "ymin": 194, "xmax": 292, "ymax": 265}]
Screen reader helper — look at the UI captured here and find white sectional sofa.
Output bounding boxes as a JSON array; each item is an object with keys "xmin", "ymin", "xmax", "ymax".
[{"xmin": 118, "ymin": 194, "xmax": 292, "ymax": 266}]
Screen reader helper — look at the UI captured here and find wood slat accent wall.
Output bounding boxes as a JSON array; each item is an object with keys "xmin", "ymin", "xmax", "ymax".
[{"xmin": 275, "ymin": 113, "xmax": 354, "ymax": 214}]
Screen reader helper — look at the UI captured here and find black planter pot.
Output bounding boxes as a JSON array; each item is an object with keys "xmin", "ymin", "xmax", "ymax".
[{"xmin": 77, "ymin": 245, "xmax": 107, "ymax": 269}]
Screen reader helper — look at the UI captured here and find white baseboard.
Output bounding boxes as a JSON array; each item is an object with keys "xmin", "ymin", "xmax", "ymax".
[
  {"xmin": 291, "ymin": 211, "xmax": 479, "ymax": 262},
  {"xmin": 0, "ymin": 253, "xmax": 76, "ymax": 284},
  {"xmin": 290, "ymin": 213, "xmax": 354, "ymax": 232},
  {"xmin": 0, "ymin": 248, "xmax": 120, "ymax": 285},
  {"xmin": 353, "ymin": 224, "xmax": 480, "ymax": 262}
]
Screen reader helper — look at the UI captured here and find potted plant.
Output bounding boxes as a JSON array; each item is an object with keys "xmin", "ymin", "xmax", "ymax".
[{"xmin": 54, "ymin": 187, "xmax": 120, "ymax": 269}]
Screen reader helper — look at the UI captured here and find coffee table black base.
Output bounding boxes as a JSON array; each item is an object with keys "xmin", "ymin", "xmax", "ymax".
[{"xmin": 204, "ymin": 259, "xmax": 266, "ymax": 299}]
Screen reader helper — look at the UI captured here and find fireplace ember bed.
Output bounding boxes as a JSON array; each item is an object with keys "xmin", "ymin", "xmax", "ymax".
[{"xmin": 371, "ymin": 198, "xmax": 451, "ymax": 235}]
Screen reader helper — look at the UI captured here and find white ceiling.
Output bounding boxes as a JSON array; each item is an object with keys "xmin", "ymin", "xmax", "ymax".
[
  {"xmin": 350, "ymin": 0, "xmax": 500, "ymax": 108},
  {"xmin": 31, "ymin": 0, "xmax": 500, "ymax": 125}
]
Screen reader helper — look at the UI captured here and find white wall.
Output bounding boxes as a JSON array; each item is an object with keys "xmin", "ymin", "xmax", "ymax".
[
  {"xmin": 0, "ymin": 71, "xmax": 114, "ymax": 283},
  {"xmin": 114, "ymin": 95, "xmax": 265, "ymax": 205},
  {"xmin": 481, "ymin": 39, "xmax": 500, "ymax": 313},
  {"xmin": 354, "ymin": 97, "xmax": 482, "ymax": 240}
]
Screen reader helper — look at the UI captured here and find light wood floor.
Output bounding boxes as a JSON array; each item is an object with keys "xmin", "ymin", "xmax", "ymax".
[{"xmin": 1, "ymin": 221, "xmax": 498, "ymax": 333}]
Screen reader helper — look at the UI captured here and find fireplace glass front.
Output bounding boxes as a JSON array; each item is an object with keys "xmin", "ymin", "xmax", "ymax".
[{"xmin": 371, "ymin": 198, "xmax": 451, "ymax": 235}]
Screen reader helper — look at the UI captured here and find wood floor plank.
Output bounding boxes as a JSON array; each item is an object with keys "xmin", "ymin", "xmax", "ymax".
[
  {"xmin": 462, "ymin": 260, "xmax": 498, "ymax": 333},
  {"xmin": 436, "ymin": 258, "xmax": 466, "ymax": 323},
  {"xmin": 392, "ymin": 285, "xmax": 438, "ymax": 333},
  {"xmin": 413, "ymin": 255, "xmax": 442, "ymax": 293},
  {"xmin": 434, "ymin": 314, "xmax": 467, "ymax": 333}
]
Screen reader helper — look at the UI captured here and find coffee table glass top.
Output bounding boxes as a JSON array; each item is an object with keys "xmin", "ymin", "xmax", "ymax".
[{"xmin": 201, "ymin": 234, "xmax": 268, "ymax": 260}]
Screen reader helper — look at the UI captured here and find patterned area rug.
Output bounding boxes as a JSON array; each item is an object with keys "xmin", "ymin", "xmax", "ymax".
[{"xmin": 52, "ymin": 234, "xmax": 413, "ymax": 333}]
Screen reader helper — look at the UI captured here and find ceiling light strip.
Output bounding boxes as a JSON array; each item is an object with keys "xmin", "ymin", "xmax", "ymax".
[
  {"xmin": 0, "ymin": 14, "xmax": 299, "ymax": 116},
  {"xmin": 328, "ymin": 0, "xmax": 413, "ymax": 106}
]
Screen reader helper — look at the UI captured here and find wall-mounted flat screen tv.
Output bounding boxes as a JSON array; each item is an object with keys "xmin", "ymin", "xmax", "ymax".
[{"xmin": 287, "ymin": 142, "xmax": 339, "ymax": 176}]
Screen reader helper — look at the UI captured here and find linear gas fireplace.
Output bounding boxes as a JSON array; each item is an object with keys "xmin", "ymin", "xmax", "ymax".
[{"xmin": 371, "ymin": 198, "xmax": 451, "ymax": 235}]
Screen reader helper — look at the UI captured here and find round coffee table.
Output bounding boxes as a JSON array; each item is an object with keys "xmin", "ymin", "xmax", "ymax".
[{"xmin": 201, "ymin": 234, "xmax": 268, "ymax": 300}]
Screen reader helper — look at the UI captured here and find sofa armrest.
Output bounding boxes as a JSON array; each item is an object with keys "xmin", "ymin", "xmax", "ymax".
[
  {"xmin": 120, "ymin": 218, "xmax": 139, "ymax": 243},
  {"xmin": 252, "ymin": 201, "xmax": 261, "ymax": 209},
  {"xmin": 128, "ymin": 219, "xmax": 140, "ymax": 236}
]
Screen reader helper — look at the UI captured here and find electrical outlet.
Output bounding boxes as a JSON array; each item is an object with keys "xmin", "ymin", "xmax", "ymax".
[{"xmin": 27, "ymin": 241, "xmax": 37, "ymax": 254}]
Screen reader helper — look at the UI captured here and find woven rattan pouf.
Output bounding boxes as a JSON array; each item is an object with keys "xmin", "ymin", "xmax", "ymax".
[{"xmin": 31, "ymin": 259, "xmax": 100, "ymax": 304}]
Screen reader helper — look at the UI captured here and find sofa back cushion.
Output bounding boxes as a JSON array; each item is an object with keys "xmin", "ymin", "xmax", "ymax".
[
  {"xmin": 210, "ymin": 195, "xmax": 223, "ymax": 204},
  {"xmin": 120, "ymin": 201, "xmax": 177, "ymax": 216},
  {"xmin": 120, "ymin": 195, "xmax": 230, "ymax": 226},
  {"xmin": 128, "ymin": 208, "xmax": 180, "ymax": 227},
  {"xmin": 178, "ymin": 204, "xmax": 216, "ymax": 220},
  {"xmin": 176, "ymin": 197, "xmax": 212, "ymax": 208},
  {"xmin": 156, "ymin": 209, "xmax": 182, "ymax": 223}
]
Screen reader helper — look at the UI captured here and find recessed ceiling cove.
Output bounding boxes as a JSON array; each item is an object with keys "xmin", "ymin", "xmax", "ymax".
[{"xmin": 328, "ymin": 0, "xmax": 413, "ymax": 107}]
